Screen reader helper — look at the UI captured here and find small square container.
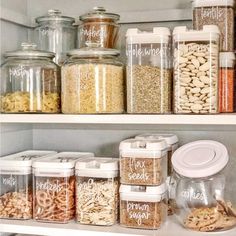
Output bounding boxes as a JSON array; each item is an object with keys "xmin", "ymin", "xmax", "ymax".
[
  {"xmin": 0, "ymin": 150, "xmax": 56, "ymax": 220},
  {"xmin": 120, "ymin": 184, "xmax": 168, "ymax": 229},
  {"xmin": 32, "ymin": 152, "xmax": 94, "ymax": 223},
  {"xmin": 119, "ymin": 139, "xmax": 168, "ymax": 186},
  {"xmin": 75, "ymin": 157, "xmax": 119, "ymax": 226}
]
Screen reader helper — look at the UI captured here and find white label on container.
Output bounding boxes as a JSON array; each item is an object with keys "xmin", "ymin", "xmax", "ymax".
[
  {"xmin": 181, "ymin": 189, "xmax": 204, "ymax": 201},
  {"xmin": 36, "ymin": 179, "xmax": 63, "ymax": 192},
  {"xmin": 127, "ymin": 202, "xmax": 151, "ymax": 225},
  {"xmin": 128, "ymin": 158, "xmax": 149, "ymax": 181},
  {"xmin": 9, "ymin": 65, "xmax": 29, "ymax": 79},
  {"xmin": 80, "ymin": 26, "xmax": 107, "ymax": 39},
  {"xmin": 126, "ymin": 44, "xmax": 164, "ymax": 57},
  {"xmin": 200, "ymin": 7, "xmax": 224, "ymax": 21},
  {"xmin": 2, "ymin": 175, "xmax": 16, "ymax": 187}
]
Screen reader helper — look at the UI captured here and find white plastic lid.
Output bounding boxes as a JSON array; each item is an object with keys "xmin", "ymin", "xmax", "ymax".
[
  {"xmin": 192, "ymin": 0, "xmax": 234, "ymax": 7},
  {"xmin": 172, "ymin": 140, "xmax": 229, "ymax": 178},
  {"xmin": 119, "ymin": 139, "xmax": 168, "ymax": 158},
  {"xmin": 173, "ymin": 25, "xmax": 220, "ymax": 42},
  {"xmin": 126, "ymin": 27, "xmax": 171, "ymax": 44},
  {"xmin": 135, "ymin": 133, "xmax": 179, "ymax": 147},
  {"xmin": 220, "ymin": 52, "xmax": 235, "ymax": 68},
  {"xmin": 76, "ymin": 157, "xmax": 118, "ymax": 178},
  {"xmin": 120, "ymin": 183, "xmax": 167, "ymax": 202}
]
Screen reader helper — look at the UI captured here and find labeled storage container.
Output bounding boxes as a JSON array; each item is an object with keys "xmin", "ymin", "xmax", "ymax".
[
  {"xmin": 33, "ymin": 152, "xmax": 94, "ymax": 223},
  {"xmin": 219, "ymin": 52, "xmax": 235, "ymax": 112},
  {"xmin": 173, "ymin": 25, "xmax": 220, "ymax": 114},
  {"xmin": 0, "ymin": 43, "xmax": 61, "ymax": 114},
  {"xmin": 126, "ymin": 27, "xmax": 172, "ymax": 113},
  {"xmin": 192, "ymin": 0, "xmax": 235, "ymax": 52},
  {"xmin": 171, "ymin": 140, "xmax": 236, "ymax": 232},
  {"xmin": 77, "ymin": 7, "xmax": 120, "ymax": 48},
  {"xmin": 35, "ymin": 9, "xmax": 76, "ymax": 65},
  {"xmin": 75, "ymin": 157, "xmax": 119, "ymax": 226},
  {"xmin": 61, "ymin": 48, "xmax": 124, "ymax": 114},
  {"xmin": 119, "ymin": 139, "xmax": 168, "ymax": 186},
  {"xmin": 0, "ymin": 150, "xmax": 56, "ymax": 220},
  {"xmin": 120, "ymin": 184, "xmax": 167, "ymax": 229}
]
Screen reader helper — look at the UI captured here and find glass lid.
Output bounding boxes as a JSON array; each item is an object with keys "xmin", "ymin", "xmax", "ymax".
[{"xmin": 4, "ymin": 43, "xmax": 55, "ymax": 59}]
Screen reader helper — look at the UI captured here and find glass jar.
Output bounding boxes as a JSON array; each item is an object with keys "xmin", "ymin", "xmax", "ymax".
[
  {"xmin": 171, "ymin": 140, "xmax": 236, "ymax": 232},
  {"xmin": 173, "ymin": 25, "xmax": 220, "ymax": 114},
  {"xmin": 61, "ymin": 48, "xmax": 124, "ymax": 114},
  {"xmin": 33, "ymin": 152, "xmax": 94, "ymax": 223},
  {"xmin": 119, "ymin": 139, "xmax": 168, "ymax": 186},
  {"xmin": 219, "ymin": 52, "xmax": 235, "ymax": 113},
  {"xmin": 126, "ymin": 27, "xmax": 172, "ymax": 114},
  {"xmin": 120, "ymin": 184, "xmax": 168, "ymax": 229},
  {"xmin": 35, "ymin": 9, "xmax": 76, "ymax": 65},
  {"xmin": 78, "ymin": 7, "xmax": 120, "ymax": 48},
  {"xmin": 0, "ymin": 43, "xmax": 61, "ymax": 113},
  {"xmin": 75, "ymin": 157, "xmax": 119, "ymax": 226},
  {"xmin": 0, "ymin": 150, "xmax": 56, "ymax": 220},
  {"xmin": 192, "ymin": 0, "xmax": 235, "ymax": 52}
]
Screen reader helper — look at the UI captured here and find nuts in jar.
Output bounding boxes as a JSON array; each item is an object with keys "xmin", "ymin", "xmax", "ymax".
[{"xmin": 119, "ymin": 139, "xmax": 168, "ymax": 186}]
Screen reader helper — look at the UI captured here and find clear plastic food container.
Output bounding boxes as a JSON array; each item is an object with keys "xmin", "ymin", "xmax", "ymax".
[
  {"xmin": 192, "ymin": 0, "xmax": 235, "ymax": 52},
  {"xmin": 75, "ymin": 157, "xmax": 119, "ymax": 226},
  {"xmin": 126, "ymin": 27, "xmax": 172, "ymax": 114},
  {"xmin": 173, "ymin": 25, "xmax": 220, "ymax": 114},
  {"xmin": 33, "ymin": 152, "xmax": 94, "ymax": 223},
  {"xmin": 61, "ymin": 47, "xmax": 124, "ymax": 114},
  {"xmin": 0, "ymin": 150, "xmax": 56, "ymax": 220},
  {"xmin": 120, "ymin": 184, "xmax": 167, "ymax": 229},
  {"xmin": 35, "ymin": 9, "xmax": 76, "ymax": 65},
  {"xmin": 77, "ymin": 7, "xmax": 120, "ymax": 48},
  {"xmin": 0, "ymin": 43, "xmax": 61, "ymax": 113},
  {"xmin": 119, "ymin": 139, "xmax": 167, "ymax": 186},
  {"xmin": 219, "ymin": 52, "xmax": 235, "ymax": 113},
  {"xmin": 171, "ymin": 140, "xmax": 236, "ymax": 232}
]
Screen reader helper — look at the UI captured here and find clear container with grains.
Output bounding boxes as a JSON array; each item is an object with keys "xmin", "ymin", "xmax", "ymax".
[
  {"xmin": 219, "ymin": 52, "xmax": 235, "ymax": 113},
  {"xmin": 75, "ymin": 157, "xmax": 119, "ymax": 226},
  {"xmin": 32, "ymin": 152, "xmax": 94, "ymax": 223},
  {"xmin": 0, "ymin": 150, "xmax": 56, "ymax": 220},
  {"xmin": 119, "ymin": 139, "xmax": 168, "ymax": 186},
  {"xmin": 173, "ymin": 25, "xmax": 220, "ymax": 114},
  {"xmin": 126, "ymin": 27, "xmax": 172, "ymax": 114},
  {"xmin": 61, "ymin": 47, "xmax": 124, "ymax": 114},
  {"xmin": 192, "ymin": 0, "xmax": 235, "ymax": 52},
  {"xmin": 0, "ymin": 43, "xmax": 61, "ymax": 114},
  {"xmin": 120, "ymin": 184, "xmax": 168, "ymax": 229},
  {"xmin": 171, "ymin": 140, "xmax": 236, "ymax": 232},
  {"xmin": 77, "ymin": 7, "xmax": 120, "ymax": 48},
  {"xmin": 35, "ymin": 9, "xmax": 76, "ymax": 65}
]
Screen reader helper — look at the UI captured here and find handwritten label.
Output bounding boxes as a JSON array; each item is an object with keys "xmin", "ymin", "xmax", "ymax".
[
  {"xmin": 9, "ymin": 65, "xmax": 29, "ymax": 79},
  {"xmin": 201, "ymin": 7, "xmax": 224, "ymax": 21},
  {"xmin": 127, "ymin": 202, "xmax": 150, "ymax": 225},
  {"xmin": 36, "ymin": 179, "xmax": 62, "ymax": 192},
  {"xmin": 2, "ymin": 175, "xmax": 16, "ymax": 187},
  {"xmin": 80, "ymin": 26, "xmax": 107, "ymax": 39},
  {"xmin": 39, "ymin": 27, "xmax": 56, "ymax": 36},
  {"xmin": 128, "ymin": 159, "xmax": 149, "ymax": 181},
  {"xmin": 181, "ymin": 189, "xmax": 204, "ymax": 201}
]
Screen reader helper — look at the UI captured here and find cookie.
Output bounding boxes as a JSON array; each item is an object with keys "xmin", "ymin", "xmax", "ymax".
[
  {"xmin": 217, "ymin": 214, "xmax": 236, "ymax": 229},
  {"xmin": 226, "ymin": 202, "xmax": 236, "ymax": 217}
]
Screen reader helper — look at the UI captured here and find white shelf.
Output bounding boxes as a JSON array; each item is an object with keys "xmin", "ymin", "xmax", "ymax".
[
  {"xmin": 0, "ymin": 114, "xmax": 236, "ymax": 125},
  {"xmin": 1, "ymin": 218, "xmax": 236, "ymax": 236}
]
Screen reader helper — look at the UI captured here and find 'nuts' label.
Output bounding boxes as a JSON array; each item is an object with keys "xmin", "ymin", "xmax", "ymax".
[
  {"xmin": 36, "ymin": 179, "xmax": 63, "ymax": 192},
  {"xmin": 181, "ymin": 189, "xmax": 204, "ymax": 201},
  {"xmin": 9, "ymin": 66, "xmax": 30, "ymax": 79},
  {"xmin": 200, "ymin": 7, "xmax": 224, "ymax": 21},
  {"xmin": 127, "ymin": 202, "xmax": 150, "ymax": 225},
  {"xmin": 80, "ymin": 26, "xmax": 107, "ymax": 39},
  {"xmin": 2, "ymin": 175, "xmax": 16, "ymax": 187},
  {"xmin": 128, "ymin": 159, "xmax": 149, "ymax": 181}
]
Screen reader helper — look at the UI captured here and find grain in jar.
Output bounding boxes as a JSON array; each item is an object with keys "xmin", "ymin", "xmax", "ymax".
[
  {"xmin": 173, "ymin": 25, "xmax": 220, "ymax": 114},
  {"xmin": 120, "ymin": 184, "xmax": 168, "ymax": 229},
  {"xmin": 75, "ymin": 157, "xmax": 119, "ymax": 226},
  {"xmin": 119, "ymin": 139, "xmax": 168, "ymax": 186},
  {"xmin": 126, "ymin": 27, "xmax": 172, "ymax": 114},
  {"xmin": 61, "ymin": 48, "xmax": 124, "ymax": 114}
]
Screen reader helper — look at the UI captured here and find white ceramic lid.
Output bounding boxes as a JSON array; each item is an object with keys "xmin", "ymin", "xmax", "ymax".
[
  {"xmin": 173, "ymin": 25, "xmax": 220, "ymax": 42},
  {"xmin": 33, "ymin": 152, "xmax": 94, "ymax": 170},
  {"xmin": 120, "ymin": 183, "xmax": 167, "ymax": 202},
  {"xmin": 172, "ymin": 140, "xmax": 229, "ymax": 178},
  {"xmin": 76, "ymin": 157, "xmax": 118, "ymax": 178},
  {"xmin": 220, "ymin": 52, "xmax": 235, "ymax": 68},
  {"xmin": 192, "ymin": 0, "xmax": 234, "ymax": 7},
  {"xmin": 126, "ymin": 27, "xmax": 171, "ymax": 44},
  {"xmin": 135, "ymin": 133, "xmax": 179, "ymax": 146}
]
